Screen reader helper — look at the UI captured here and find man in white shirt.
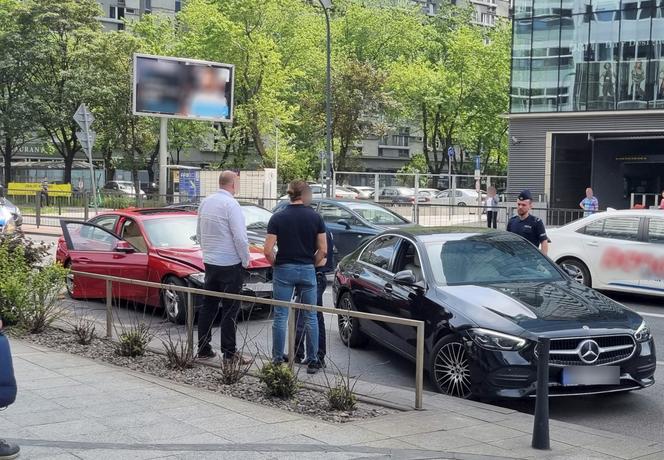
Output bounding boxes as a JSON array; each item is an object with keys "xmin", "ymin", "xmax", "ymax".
[{"xmin": 196, "ymin": 171, "xmax": 251, "ymax": 364}]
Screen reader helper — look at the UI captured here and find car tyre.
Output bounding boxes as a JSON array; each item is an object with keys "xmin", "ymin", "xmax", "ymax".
[
  {"xmin": 430, "ymin": 335, "xmax": 473, "ymax": 399},
  {"xmin": 457, "ymin": 202, "xmax": 467, "ymax": 207},
  {"xmin": 558, "ymin": 258, "xmax": 591, "ymax": 287},
  {"xmin": 337, "ymin": 292, "xmax": 369, "ymax": 348},
  {"xmin": 161, "ymin": 276, "xmax": 188, "ymax": 324}
]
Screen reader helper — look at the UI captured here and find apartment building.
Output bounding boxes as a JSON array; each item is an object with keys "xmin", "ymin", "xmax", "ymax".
[{"xmin": 97, "ymin": 0, "xmax": 182, "ymax": 30}]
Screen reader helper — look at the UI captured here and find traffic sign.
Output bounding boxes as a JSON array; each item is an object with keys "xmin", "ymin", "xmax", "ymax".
[
  {"xmin": 76, "ymin": 130, "xmax": 96, "ymax": 157},
  {"xmin": 447, "ymin": 146, "xmax": 455, "ymax": 158},
  {"xmin": 74, "ymin": 104, "xmax": 94, "ymax": 130}
]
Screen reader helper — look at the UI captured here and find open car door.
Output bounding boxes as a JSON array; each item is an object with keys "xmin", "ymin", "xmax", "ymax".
[{"xmin": 60, "ymin": 220, "xmax": 149, "ymax": 302}]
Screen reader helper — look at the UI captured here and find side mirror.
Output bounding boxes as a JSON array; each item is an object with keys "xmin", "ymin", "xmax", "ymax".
[
  {"xmin": 337, "ymin": 219, "xmax": 352, "ymax": 230},
  {"xmin": 393, "ymin": 270, "xmax": 417, "ymax": 286},
  {"xmin": 114, "ymin": 241, "xmax": 135, "ymax": 254}
]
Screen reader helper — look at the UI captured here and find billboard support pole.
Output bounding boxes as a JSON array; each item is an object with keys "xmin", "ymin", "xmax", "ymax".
[{"xmin": 159, "ymin": 117, "xmax": 168, "ymax": 204}]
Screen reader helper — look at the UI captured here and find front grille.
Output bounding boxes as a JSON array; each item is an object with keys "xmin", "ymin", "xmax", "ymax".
[{"xmin": 549, "ymin": 335, "xmax": 635, "ymax": 367}]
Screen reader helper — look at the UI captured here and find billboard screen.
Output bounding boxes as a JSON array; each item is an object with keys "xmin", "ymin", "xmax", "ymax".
[{"xmin": 133, "ymin": 54, "xmax": 234, "ymax": 122}]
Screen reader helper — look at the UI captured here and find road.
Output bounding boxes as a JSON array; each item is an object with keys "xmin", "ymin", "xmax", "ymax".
[{"xmin": 29, "ymin": 232, "xmax": 664, "ymax": 443}]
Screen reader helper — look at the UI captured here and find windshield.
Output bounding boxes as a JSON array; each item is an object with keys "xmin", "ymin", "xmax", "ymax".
[
  {"xmin": 345, "ymin": 202, "xmax": 409, "ymax": 225},
  {"xmin": 425, "ymin": 234, "xmax": 562, "ymax": 285},
  {"xmin": 242, "ymin": 205, "xmax": 272, "ymax": 229},
  {"xmin": 143, "ymin": 216, "xmax": 198, "ymax": 248}
]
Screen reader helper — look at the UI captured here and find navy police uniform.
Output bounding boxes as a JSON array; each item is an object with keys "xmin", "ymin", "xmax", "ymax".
[{"xmin": 506, "ymin": 190, "xmax": 548, "ymax": 248}]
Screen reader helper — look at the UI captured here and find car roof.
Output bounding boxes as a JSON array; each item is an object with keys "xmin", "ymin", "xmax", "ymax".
[
  {"xmin": 97, "ymin": 208, "xmax": 197, "ymax": 220},
  {"xmin": 377, "ymin": 226, "xmax": 505, "ymax": 243}
]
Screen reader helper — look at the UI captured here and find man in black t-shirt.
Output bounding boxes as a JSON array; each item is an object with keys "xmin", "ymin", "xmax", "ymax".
[
  {"xmin": 264, "ymin": 181, "xmax": 328, "ymax": 374},
  {"xmin": 506, "ymin": 189, "xmax": 549, "ymax": 255}
]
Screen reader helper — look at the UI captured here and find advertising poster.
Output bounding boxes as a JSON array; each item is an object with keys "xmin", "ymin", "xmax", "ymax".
[{"xmin": 179, "ymin": 170, "xmax": 200, "ymax": 201}]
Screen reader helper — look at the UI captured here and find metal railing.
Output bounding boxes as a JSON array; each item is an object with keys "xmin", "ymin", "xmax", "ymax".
[{"xmin": 72, "ymin": 270, "xmax": 426, "ymax": 409}]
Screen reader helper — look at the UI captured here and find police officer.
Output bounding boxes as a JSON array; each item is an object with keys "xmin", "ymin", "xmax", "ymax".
[{"xmin": 507, "ymin": 189, "xmax": 549, "ymax": 255}]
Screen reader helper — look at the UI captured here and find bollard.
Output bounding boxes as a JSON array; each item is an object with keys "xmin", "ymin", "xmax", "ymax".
[
  {"xmin": 532, "ymin": 337, "xmax": 550, "ymax": 450},
  {"xmin": 105, "ymin": 280, "xmax": 113, "ymax": 338},
  {"xmin": 287, "ymin": 305, "xmax": 296, "ymax": 370},
  {"xmin": 186, "ymin": 292, "xmax": 194, "ymax": 358}
]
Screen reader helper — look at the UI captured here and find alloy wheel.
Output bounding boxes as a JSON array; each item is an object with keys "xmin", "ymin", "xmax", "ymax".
[
  {"xmin": 163, "ymin": 285, "xmax": 180, "ymax": 320},
  {"xmin": 338, "ymin": 296, "xmax": 353, "ymax": 343},
  {"xmin": 434, "ymin": 341, "xmax": 471, "ymax": 398},
  {"xmin": 562, "ymin": 263, "xmax": 585, "ymax": 284}
]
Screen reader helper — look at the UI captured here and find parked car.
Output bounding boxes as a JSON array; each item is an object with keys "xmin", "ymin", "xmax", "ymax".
[
  {"xmin": 0, "ymin": 197, "xmax": 22, "ymax": 233},
  {"xmin": 56, "ymin": 208, "xmax": 272, "ymax": 324},
  {"xmin": 431, "ymin": 189, "xmax": 485, "ymax": 206},
  {"xmin": 334, "ymin": 227, "xmax": 656, "ymax": 399},
  {"xmin": 273, "ymin": 198, "xmax": 415, "ymax": 263},
  {"xmin": 417, "ymin": 188, "xmax": 441, "ymax": 199},
  {"xmin": 378, "ymin": 186, "xmax": 429, "ymax": 204},
  {"xmin": 102, "ymin": 181, "xmax": 146, "ymax": 197},
  {"xmin": 333, "ymin": 186, "xmax": 358, "ymax": 199},
  {"xmin": 345, "ymin": 186, "xmax": 374, "ymax": 200},
  {"xmin": 547, "ymin": 209, "xmax": 664, "ymax": 297},
  {"xmin": 279, "ymin": 183, "xmax": 325, "ymax": 200}
]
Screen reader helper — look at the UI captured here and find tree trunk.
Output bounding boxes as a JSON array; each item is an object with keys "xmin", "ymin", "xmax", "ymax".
[
  {"xmin": 421, "ymin": 103, "xmax": 433, "ymax": 174},
  {"xmin": 3, "ymin": 136, "xmax": 13, "ymax": 187},
  {"xmin": 63, "ymin": 153, "xmax": 74, "ymax": 185}
]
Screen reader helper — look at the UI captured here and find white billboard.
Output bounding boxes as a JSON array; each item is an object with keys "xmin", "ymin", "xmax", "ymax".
[{"xmin": 132, "ymin": 53, "xmax": 234, "ymax": 122}]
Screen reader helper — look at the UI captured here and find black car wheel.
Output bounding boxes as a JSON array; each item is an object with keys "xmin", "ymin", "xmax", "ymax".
[
  {"xmin": 558, "ymin": 258, "xmax": 591, "ymax": 287},
  {"xmin": 457, "ymin": 202, "xmax": 467, "ymax": 207},
  {"xmin": 337, "ymin": 292, "xmax": 368, "ymax": 348},
  {"xmin": 161, "ymin": 276, "xmax": 188, "ymax": 324},
  {"xmin": 430, "ymin": 336, "xmax": 472, "ymax": 398}
]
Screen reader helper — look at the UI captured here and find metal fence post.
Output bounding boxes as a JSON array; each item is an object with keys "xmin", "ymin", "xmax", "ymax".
[
  {"xmin": 415, "ymin": 323, "xmax": 424, "ymax": 410},
  {"xmin": 287, "ymin": 305, "xmax": 296, "ymax": 370},
  {"xmin": 186, "ymin": 292, "xmax": 194, "ymax": 358},
  {"xmin": 83, "ymin": 193, "xmax": 89, "ymax": 221},
  {"xmin": 105, "ymin": 280, "xmax": 112, "ymax": 338},
  {"xmin": 35, "ymin": 191, "xmax": 41, "ymax": 228},
  {"xmin": 532, "ymin": 337, "xmax": 550, "ymax": 450}
]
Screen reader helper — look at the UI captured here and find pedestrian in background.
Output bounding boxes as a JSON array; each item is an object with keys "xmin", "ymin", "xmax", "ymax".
[
  {"xmin": 507, "ymin": 189, "xmax": 549, "ymax": 255},
  {"xmin": 196, "ymin": 171, "xmax": 252, "ymax": 365},
  {"xmin": 0, "ymin": 318, "xmax": 19, "ymax": 459},
  {"xmin": 40, "ymin": 176, "xmax": 49, "ymax": 206},
  {"xmin": 579, "ymin": 187, "xmax": 599, "ymax": 217},
  {"xmin": 485, "ymin": 186, "xmax": 499, "ymax": 229},
  {"xmin": 264, "ymin": 181, "xmax": 327, "ymax": 374}
]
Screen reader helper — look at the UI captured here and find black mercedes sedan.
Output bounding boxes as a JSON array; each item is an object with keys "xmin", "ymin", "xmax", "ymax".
[{"xmin": 333, "ymin": 227, "xmax": 656, "ymax": 399}]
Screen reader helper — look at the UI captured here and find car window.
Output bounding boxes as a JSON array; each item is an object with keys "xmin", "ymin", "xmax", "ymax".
[
  {"xmin": 319, "ymin": 203, "xmax": 355, "ymax": 224},
  {"xmin": 359, "ymin": 236, "xmax": 399, "ymax": 272},
  {"xmin": 648, "ymin": 218, "xmax": 664, "ymax": 244},
  {"xmin": 90, "ymin": 215, "xmax": 119, "ymax": 233},
  {"xmin": 345, "ymin": 202, "xmax": 408, "ymax": 225},
  {"xmin": 120, "ymin": 219, "xmax": 148, "ymax": 253},
  {"xmin": 311, "ymin": 186, "xmax": 323, "ymax": 194},
  {"xmin": 584, "ymin": 217, "xmax": 641, "ymax": 241},
  {"xmin": 64, "ymin": 222, "xmax": 120, "ymax": 252}
]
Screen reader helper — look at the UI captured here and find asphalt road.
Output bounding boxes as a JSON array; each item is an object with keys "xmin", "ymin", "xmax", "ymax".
[{"xmin": 29, "ymin": 232, "xmax": 664, "ymax": 443}]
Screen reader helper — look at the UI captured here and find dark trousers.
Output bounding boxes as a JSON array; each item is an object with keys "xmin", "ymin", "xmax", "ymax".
[
  {"xmin": 487, "ymin": 210, "xmax": 498, "ymax": 229},
  {"xmin": 295, "ymin": 272, "xmax": 327, "ymax": 360},
  {"xmin": 197, "ymin": 263, "xmax": 243, "ymax": 358}
]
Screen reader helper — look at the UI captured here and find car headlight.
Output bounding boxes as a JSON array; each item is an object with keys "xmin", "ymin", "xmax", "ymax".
[
  {"xmin": 188, "ymin": 272, "xmax": 205, "ymax": 285},
  {"xmin": 467, "ymin": 328, "xmax": 527, "ymax": 351},
  {"xmin": 635, "ymin": 320, "xmax": 652, "ymax": 343}
]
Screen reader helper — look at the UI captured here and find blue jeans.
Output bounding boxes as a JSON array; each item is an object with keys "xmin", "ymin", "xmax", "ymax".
[{"xmin": 272, "ymin": 264, "xmax": 319, "ymax": 364}]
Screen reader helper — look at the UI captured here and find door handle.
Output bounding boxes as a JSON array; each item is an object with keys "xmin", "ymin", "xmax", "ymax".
[
  {"xmin": 384, "ymin": 283, "xmax": 393, "ymax": 293},
  {"xmin": 75, "ymin": 257, "xmax": 92, "ymax": 264},
  {"xmin": 587, "ymin": 241, "xmax": 599, "ymax": 247}
]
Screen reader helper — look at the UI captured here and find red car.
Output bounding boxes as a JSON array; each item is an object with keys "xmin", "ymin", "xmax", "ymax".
[{"xmin": 56, "ymin": 208, "xmax": 272, "ymax": 323}]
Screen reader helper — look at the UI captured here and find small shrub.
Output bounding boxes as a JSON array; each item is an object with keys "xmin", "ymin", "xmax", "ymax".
[
  {"xmin": 73, "ymin": 316, "xmax": 96, "ymax": 345},
  {"xmin": 0, "ymin": 233, "xmax": 51, "ymax": 268},
  {"xmin": 116, "ymin": 323, "xmax": 152, "ymax": 357},
  {"xmin": 219, "ymin": 354, "xmax": 252, "ymax": 385},
  {"xmin": 162, "ymin": 330, "xmax": 194, "ymax": 370},
  {"xmin": 19, "ymin": 263, "xmax": 68, "ymax": 334},
  {"xmin": 327, "ymin": 382, "xmax": 357, "ymax": 411},
  {"xmin": 258, "ymin": 362, "xmax": 298, "ymax": 399}
]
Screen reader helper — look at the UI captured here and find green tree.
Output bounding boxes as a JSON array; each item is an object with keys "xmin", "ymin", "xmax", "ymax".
[
  {"xmin": 0, "ymin": 0, "xmax": 40, "ymax": 186},
  {"xmin": 28, "ymin": 0, "xmax": 103, "ymax": 184}
]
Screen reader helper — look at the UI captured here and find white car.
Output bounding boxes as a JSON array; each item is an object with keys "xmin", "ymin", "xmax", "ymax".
[
  {"xmin": 547, "ymin": 209, "xmax": 664, "ymax": 297},
  {"xmin": 431, "ymin": 188, "xmax": 485, "ymax": 206},
  {"xmin": 279, "ymin": 183, "xmax": 325, "ymax": 200},
  {"xmin": 345, "ymin": 186, "xmax": 373, "ymax": 199},
  {"xmin": 333, "ymin": 186, "xmax": 358, "ymax": 199}
]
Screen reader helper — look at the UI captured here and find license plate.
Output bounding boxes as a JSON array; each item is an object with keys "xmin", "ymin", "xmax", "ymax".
[
  {"xmin": 244, "ymin": 282, "xmax": 273, "ymax": 293},
  {"xmin": 561, "ymin": 366, "xmax": 620, "ymax": 386}
]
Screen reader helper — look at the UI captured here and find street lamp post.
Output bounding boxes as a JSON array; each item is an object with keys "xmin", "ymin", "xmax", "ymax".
[{"xmin": 319, "ymin": 0, "xmax": 333, "ymax": 198}]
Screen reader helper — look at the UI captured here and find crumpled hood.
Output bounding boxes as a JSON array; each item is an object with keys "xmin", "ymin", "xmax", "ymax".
[{"xmin": 154, "ymin": 246, "xmax": 271, "ymax": 271}]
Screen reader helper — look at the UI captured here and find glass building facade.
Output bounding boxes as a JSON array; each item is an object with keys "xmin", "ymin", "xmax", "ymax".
[{"xmin": 511, "ymin": 0, "xmax": 664, "ymax": 113}]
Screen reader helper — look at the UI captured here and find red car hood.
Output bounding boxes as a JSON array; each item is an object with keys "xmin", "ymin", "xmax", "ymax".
[{"xmin": 154, "ymin": 246, "xmax": 271, "ymax": 271}]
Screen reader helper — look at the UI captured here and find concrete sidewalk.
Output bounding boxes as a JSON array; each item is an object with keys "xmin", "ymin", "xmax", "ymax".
[
  {"xmin": 2, "ymin": 340, "xmax": 662, "ymax": 459},
  {"xmin": 19, "ymin": 224, "xmax": 62, "ymax": 237}
]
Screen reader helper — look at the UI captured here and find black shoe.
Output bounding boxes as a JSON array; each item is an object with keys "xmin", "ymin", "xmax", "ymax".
[
  {"xmin": 318, "ymin": 357, "xmax": 326, "ymax": 369},
  {"xmin": 0, "ymin": 440, "xmax": 19, "ymax": 460},
  {"xmin": 307, "ymin": 360, "xmax": 322, "ymax": 375},
  {"xmin": 294, "ymin": 355, "xmax": 304, "ymax": 365},
  {"xmin": 197, "ymin": 348, "xmax": 217, "ymax": 359}
]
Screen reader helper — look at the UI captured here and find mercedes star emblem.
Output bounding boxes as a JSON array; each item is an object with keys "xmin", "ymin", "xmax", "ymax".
[{"xmin": 578, "ymin": 339, "xmax": 600, "ymax": 364}]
